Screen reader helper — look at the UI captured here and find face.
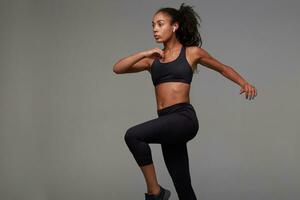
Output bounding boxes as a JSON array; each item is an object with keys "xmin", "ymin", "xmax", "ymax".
[{"xmin": 152, "ymin": 12, "xmax": 178, "ymax": 43}]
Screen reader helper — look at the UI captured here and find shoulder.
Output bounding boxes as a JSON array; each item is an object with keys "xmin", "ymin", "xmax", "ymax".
[
  {"xmin": 184, "ymin": 46, "xmax": 206, "ymax": 69},
  {"xmin": 185, "ymin": 46, "xmax": 206, "ymax": 61}
]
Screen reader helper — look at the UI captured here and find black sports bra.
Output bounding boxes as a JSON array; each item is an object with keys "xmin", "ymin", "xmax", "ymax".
[{"xmin": 150, "ymin": 46, "xmax": 194, "ymax": 86}]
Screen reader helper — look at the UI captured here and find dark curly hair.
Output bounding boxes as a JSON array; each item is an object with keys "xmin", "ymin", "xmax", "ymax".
[{"xmin": 155, "ymin": 3, "xmax": 202, "ymax": 47}]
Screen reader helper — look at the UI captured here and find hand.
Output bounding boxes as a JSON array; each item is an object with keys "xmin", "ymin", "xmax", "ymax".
[
  {"xmin": 143, "ymin": 48, "xmax": 165, "ymax": 60},
  {"xmin": 239, "ymin": 82, "xmax": 257, "ymax": 100}
]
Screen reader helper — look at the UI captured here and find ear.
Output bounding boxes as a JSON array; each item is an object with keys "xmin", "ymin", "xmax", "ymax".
[{"xmin": 173, "ymin": 22, "xmax": 179, "ymax": 32}]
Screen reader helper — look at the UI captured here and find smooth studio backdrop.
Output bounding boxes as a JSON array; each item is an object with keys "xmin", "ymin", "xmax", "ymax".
[{"xmin": 0, "ymin": 0, "xmax": 299, "ymax": 200}]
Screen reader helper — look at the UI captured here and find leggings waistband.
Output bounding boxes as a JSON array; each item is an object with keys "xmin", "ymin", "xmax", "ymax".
[{"xmin": 157, "ymin": 102, "xmax": 194, "ymax": 117}]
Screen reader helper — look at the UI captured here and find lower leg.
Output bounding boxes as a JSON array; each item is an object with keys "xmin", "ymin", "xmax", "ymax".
[
  {"xmin": 162, "ymin": 143, "xmax": 197, "ymax": 200},
  {"xmin": 124, "ymin": 120, "xmax": 171, "ymax": 196},
  {"xmin": 139, "ymin": 163, "xmax": 161, "ymax": 195}
]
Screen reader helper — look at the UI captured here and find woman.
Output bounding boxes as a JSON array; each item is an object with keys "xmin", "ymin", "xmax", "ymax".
[{"xmin": 113, "ymin": 3, "xmax": 257, "ymax": 200}]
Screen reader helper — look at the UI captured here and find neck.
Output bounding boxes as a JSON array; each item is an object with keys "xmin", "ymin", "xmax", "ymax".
[{"xmin": 163, "ymin": 40, "xmax": 182, "ymax": 52}]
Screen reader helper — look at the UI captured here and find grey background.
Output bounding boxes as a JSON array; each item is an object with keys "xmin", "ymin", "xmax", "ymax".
[{"xmin": 0, "ymin": 0, "xmax": 299, "ymax": 200}]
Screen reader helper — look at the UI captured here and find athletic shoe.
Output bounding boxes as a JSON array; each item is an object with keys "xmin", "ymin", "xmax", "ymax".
[{"xmin": 144, "ymin": 185, "xmax": 171, "ymax": 200}]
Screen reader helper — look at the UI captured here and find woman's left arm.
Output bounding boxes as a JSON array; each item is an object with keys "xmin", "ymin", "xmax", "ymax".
[{"xmin": 195, "ymin": 47, "xmax": 257, "ymax": 100}]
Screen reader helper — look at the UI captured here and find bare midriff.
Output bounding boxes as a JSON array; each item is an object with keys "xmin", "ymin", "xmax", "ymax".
[{"xmin": 154, "ymin": 82, "xmax": 191, "ymax": 110}]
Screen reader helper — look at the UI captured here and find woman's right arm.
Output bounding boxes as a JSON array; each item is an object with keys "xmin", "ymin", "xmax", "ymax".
[
  {"xmin": 113, "ymin": 51, "xmax": 150, "ymax": 74},
  {"xmin": 113, "ymin": 48, "xmax": 164, "ymax": 74}
]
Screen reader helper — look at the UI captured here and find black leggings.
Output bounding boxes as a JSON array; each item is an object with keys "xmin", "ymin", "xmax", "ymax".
[{"xmin": 124, "ymin": 102, "xmax": 199, "ymax": 200}]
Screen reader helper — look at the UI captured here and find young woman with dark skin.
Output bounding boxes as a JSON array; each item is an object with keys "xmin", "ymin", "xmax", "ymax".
[{"xmin": 113, "ymin": 3, "xmax": 257, "ymax": 200}]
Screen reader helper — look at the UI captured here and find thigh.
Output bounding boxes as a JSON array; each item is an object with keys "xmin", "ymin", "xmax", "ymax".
[{"xmin": 128, "ymin": 112, "xmax": 195, "ymax": 144}]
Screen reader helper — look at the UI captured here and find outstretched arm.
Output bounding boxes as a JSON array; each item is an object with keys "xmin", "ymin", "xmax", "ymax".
[{"xmin": 195, "ymin": 47, "xmax": 257, "ymax": 100}]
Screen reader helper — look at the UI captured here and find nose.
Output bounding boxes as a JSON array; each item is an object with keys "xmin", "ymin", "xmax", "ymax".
[{"xmin": 152, "ymin": 25, "xmax": 158, "ymax": 32}]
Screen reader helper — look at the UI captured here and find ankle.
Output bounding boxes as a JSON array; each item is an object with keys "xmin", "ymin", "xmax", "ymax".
[{"xmin": 147, "ymin": 185, "xmax": 161, "ymax": 195}]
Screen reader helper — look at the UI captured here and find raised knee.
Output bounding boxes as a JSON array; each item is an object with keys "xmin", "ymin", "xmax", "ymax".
[{"xmin": 124, "ymin": 127, "xmax": 137, "ymax": 143}]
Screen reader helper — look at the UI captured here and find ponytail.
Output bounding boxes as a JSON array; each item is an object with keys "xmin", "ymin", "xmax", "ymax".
[{"xmin": 177, "ymin": 3, "xmax": 202, "ymax": 47}]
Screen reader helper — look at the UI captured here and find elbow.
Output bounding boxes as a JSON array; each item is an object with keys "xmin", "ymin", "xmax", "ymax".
[
  {"xmin": 113, "ymin": 68, "xmax": 119, "ymax": 74},
  {"xmin": 113, "ymin": 65, "xmax": 121, "ymax": 74}
]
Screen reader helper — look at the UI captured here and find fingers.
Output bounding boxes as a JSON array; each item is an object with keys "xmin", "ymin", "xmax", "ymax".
[
  {"xmin": 159, "ymin": 49, "xmax": 165, "ymax": 59},
  {"xmin": 152, "ymin": 48, "xmax": 165, "ymax": 59},
  {"xmin": 244, "ymin": 84, "xmax": 257, "ymax": 100},
  {"xmin": 251, "ymin": 85, "xmax": 257, "ymax": 100},
  {"xmin": 154, "ymin": 48, "xmax": 164, "ymax": 59},
  {"xmin": 252, "ymin": 86, "xmax": 257, "ymax": 99}
]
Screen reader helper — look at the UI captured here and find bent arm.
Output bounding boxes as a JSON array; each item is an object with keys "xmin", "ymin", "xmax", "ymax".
[
  {"xmin": 113, "ymin": 51, "xmax": 150, "ymax": 74},
  {"xmin": 196, "ymin": 47, "xmax": 248, "ymax": 87}
]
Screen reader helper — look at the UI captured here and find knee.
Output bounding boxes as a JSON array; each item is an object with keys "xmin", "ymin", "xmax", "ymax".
[{"xmin": 124, "ymin": 127, "xmax": 137, "ymax": 144}]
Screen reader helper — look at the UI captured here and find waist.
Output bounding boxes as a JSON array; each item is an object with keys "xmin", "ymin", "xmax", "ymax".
[
  {"xmin": 157, "ymin": 101, "xmax": 195, "ymax": 117},
  {"xmin": 155, "ymin": 83, "xmax": 190, "ymax": 104}
]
